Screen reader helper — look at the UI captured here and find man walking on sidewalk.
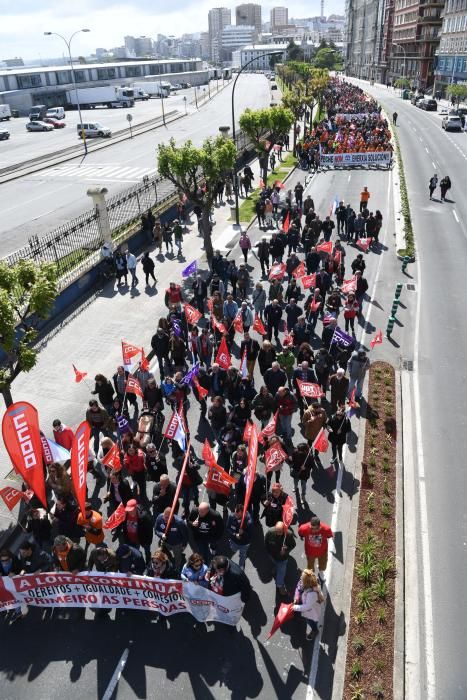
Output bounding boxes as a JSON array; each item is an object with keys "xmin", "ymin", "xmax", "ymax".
[{"xmin": 126, "ymin": 251, "xmax": 139, "ymax": 288}]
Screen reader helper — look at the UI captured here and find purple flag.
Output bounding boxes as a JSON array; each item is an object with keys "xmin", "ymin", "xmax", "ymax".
[
  {"xmin": 182, "ymin": 260, "xmax": 197, "ymax": 278},
  {"xmin": 331, "ymin": 326, "xmax": 354, "ymax": 349},
  {"xmin": 172, "ymin": 319, "xmax": 183, "ymax": 338},
  {"xmin": 182, "ymin": 362, "xmax": 200, "ymax": 385},
  {"xmin": 116, "ymin": 414, "xmax": 130, "ymax": 434}
]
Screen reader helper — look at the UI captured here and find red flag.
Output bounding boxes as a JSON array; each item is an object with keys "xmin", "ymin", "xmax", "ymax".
[
  {"xmin": 356, "ymin": 237, "xmax": 373, "ymax": 252},
  {"xmin": 165, "ymin": 441, "xmax": 190, "ymax": 532},
  {"xmin": 370, "ymin": 330, "xmax": 383, "ymax": 350},
  {"xmin": 240, "ymin": 348, "xmax": 248, "ymax": 378},
  {"xmin": 211, "ymin": 316, "xmax": 227, "ymax": 334},
  {"xmin": 274, "ymin": 180, "xmax": 285, "ymax": 189},
  {"xmin": 126, "ymin": 375, "xmax": 143, "ymax": 398},
  {"xmin": 70, "ymin": 421, "xmax": 90, "ymax": 516},
  {"xmin": 341, "ymin": 277, "xmax": 357, "ymax": 294},
  {"xmin": 348, "ymin": 386, "xmax": 358, "ymax": 409},
  {"xmin": 253, "ymin": 315, "xmax": 267, "ymax": 336},
  {"xmin": 103, "ymin": 503, "xmax": 126, "ymax": 530},
  {"xmin": 259, "ymin": 177, "xmax": 265, "ymax": 188},
  {"xmin": 333, "ymin": 249, "xmax": 342, "ymax": 266},
  {"xmin": 243, "ymin": 420, "xmax": 253, "ymax": 443},
  {"xmin": 297, "ymin": 380, "xmax": 324, "ymax": 399},
  {"xmin": 292, "ymin": 261, "xmax": 305, "ymax": 279},
  {"xmin": 282, "ymin": 494, "xmax": 295, "ymax": 530},
  {"xmin": 233, "ymin": 311, "xmax": 244, "ymax": 334},
  {"xmin": 0, "ymin": 486, "xmax": 24, "ymax": 511},
  {"xmin": 309, "ymin": 298, "xmax": 321, "ymax": 313},
  {"xmin": 267, "ymin": 602, "xmax": 295, "ymax": 639},
  {"xmin": 265, "ymin": 442, "xmax": 288, "ymax": 473},
  {"xmin": 202, "ymin": 438, "xmax": 218, "ymax": 468},
  {"xmin": 313, "ymin": 427, "xmax": 329, "ymax": 453},
  {"xmin": 261, "ymin": 410, "xmax": 279, "ymax": 439},
  {"xmin": 316, "ymin": 241, "xmax": 333, "ymax": 255},
  {"xmin": 301, "ymin": 273, "xmax": 316, "ymax": 290},
  {"xmin": 164, "ymin": 411, "xmax": 180, "ymax": 441},
  {"xmin": 101, "ymin": 442, "xmax": 122, "ymax": 472},
  {"xmin": 205, "ymin": 463, "xmax": 236, "ymax": 496},
  {"xmin": 268, "ymin": 263, "xmax": 286, "ymax": 281},
  {"xmin": 193, "ymin": 375, "xmax": 209, "ymax": 400},
  {"xmin": 241, "ymin": 423, "xmax": 258, "ymax": 527},
  {"xmin": 140, "ymin": 348, "xmax": 149, "ymax": 372},
  {"xmin": 207, "ymin": 297, "xmax": 214, "ymax": 313},
  {"xmin": 215, "ymin": 337, "xmax": 231, "ymax": 369},
  {"xmin": 72, "ymin": 364, "xmax": 87, "ymax": 383},
  {"xmin": 2, "ymin": 401, "xmax": 47, "ymax": 508},
  {"xmin": 283, "ymin": 212, "xmax": 290, "ymax": 233},
  {"xmin": 185, "ymin": 303, "xmax": 203, "ymax": 325},
  {"xmin": 122, "ymin": 340, "xmax": 141, "ymax": 369},
  {"xmin": 283, "ymin": 329, "xmax": 294, "ymax": 347}
]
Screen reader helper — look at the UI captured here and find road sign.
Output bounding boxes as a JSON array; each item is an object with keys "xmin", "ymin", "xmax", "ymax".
[{"xmin": 126, "ymin": 114, "xmax": 133, "ymax": 123}]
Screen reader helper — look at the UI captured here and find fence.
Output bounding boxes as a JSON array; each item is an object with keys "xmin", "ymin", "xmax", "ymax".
[{"xmin": 2, "ymin": 128, "xmax": 261, "ymax": 290}]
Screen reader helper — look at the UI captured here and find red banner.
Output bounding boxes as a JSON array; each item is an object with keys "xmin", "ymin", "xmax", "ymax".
[
  {"xmin": 122, "ymin": 340, "xmax": 141, "ymax": 369},
  {"xmin": 205, "ymin": 464, "xmax": 236, "ymax": 496},
  {"xmin": 241, "ymin": 423, "xmax": 258, "ymax": 527},
  {"xmin": 283, "ymin": 330, "xmax": 294, "ymax": 347},
  {"xmin": 126, "ymin": 375, "xmax": 143, "ymax": 398},
  {"xmin": 341, "ymin": 277, "xmax": 357, "ymax": 294},
  {"xmin": 297, "ymin": 380, "xmax": 324, "ymax": 399},
  {"xmin": 316, "ymin": 241, "xmax": 332, "ymax": 255},
  {"xmin": 233, "ymin": 312, "xmax": 244, "ymax": 334},
  {"xmin": 313, "ymin": 428, "xmax": 329, "ymax": 453},
  {"xmin": 282, "ymin": 494, "xmax": 295, "ymax": 530},
  {"xmin": 269, "ymin": 263, "xmax": 286, "ymax": 281},
  {"xmin": 164, "ymin": 412, "xmax": 179, "ymax": 441},
  {"xmin": 265, "ymin": 443, "xmax": 288, "ymax": 473},
  {"xmin": 261, "ymin": 410, "xmax": 279, "ymax": 439},
  {"xmin": 72, "ymin": 364, "xmax": 87, "ymax": 383},
  {"xmin": 356, "ymin": 237, "xmax": 373, "ymax": 252},
  {"xmin": 283, "ymin": 212, "xmax": 290, "ymax": 233},
  {"xmin": 70, "ymin": 421, "xmax": 90, "ymax": 516},
  {"xmin": 207, "ymin": 297, "xmax": 214, "ymax": 313},
  {"xmin": 2, "ymin": 402, "xmax": 47, "ymax": 507},
  {"xmin": 202, "ymin": 439, "xmax": 218, "ymax": 468},
  {"xmin": 184, "ymin": 303, "xmax": 202, "ymax": 325},
  {"xmin": 301, "ymin": 273, "xmax": 316, "ymax": 289},
  {"xmin": 0, "ymin": 486, "xmax": 24, "ymax": 511},
  {"xmin": 211, "ymin": 316, "xmax": 227, "ymax": 334},
  {"xmin": 292, "ymin": 261, "xmax": 305, "ymax": 279},
  {"xmin": 253, "ymin": 315, "xmax": 267, "ymax": 336},
  {"xmin": 101, "ymin": 442, "xmax": 122, "ymax": 472},
  {"xmin": 103, "ymin": 503, "xmax": 126, "ymax": 530},
  {"xmin": 267, "ymin": 602, "xmax": 295, "ymax": 639},
  {"xmin": 215, "ymin": 337, "xmax": 231, "ymax": 369}
]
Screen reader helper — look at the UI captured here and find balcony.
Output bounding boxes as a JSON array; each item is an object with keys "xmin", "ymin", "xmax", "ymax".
[{"xmin": 417, "ymin": 13, "xmax": 442, "ymax": 22}]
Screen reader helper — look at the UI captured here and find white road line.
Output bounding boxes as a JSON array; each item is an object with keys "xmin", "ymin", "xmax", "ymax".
[
  {"xmin": 102, "ymin": 647, "xmax": 130, "ymax": 700},
  {"xmin": 453, "ymin": 210, "xmax": 459, "ymax": 223},
  {"xmin": 432, "ymin": 162, "xmax": 436, "ymax": 169},
  {"xmin": 425, "ymin": 147, "xmax": 429, "ymax": 154},
  {"xmin": 308, "ymin": 168, "xmax": 392, "ymax": 698},
  {"xmin": 419, "ymin": 137, "xmax": 423, "ymax": 142},
  {"xmin": 413, "ymin": 242, "xmax": 436, "ymax": 698},
  {"xmin": 347, "ymin": 174, "xmax": 351, "ymax": 182}
]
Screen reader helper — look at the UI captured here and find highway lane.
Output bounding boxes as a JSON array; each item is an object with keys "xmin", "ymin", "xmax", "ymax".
[
  {"xmin": 0, "ymin": 75, "xmax": 270, "ymax": 256},
  {"xmin": 357, "ymin": 80, "xmax": 467, "ymax": 699}
]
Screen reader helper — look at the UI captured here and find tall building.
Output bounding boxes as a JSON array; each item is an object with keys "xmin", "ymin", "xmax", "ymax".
[
  {"xmin": 220, "ymin": 25, "xmax": 257, "ymax": 60},
  {"xmin": 433, "ymin": 0, "xmax": 465, "ymax": 91},
  {"xmin": 124, "ymin": 36, "xmax": 154, "ymax": 57},
  {"xmin": 344, "ymin": 0, "xmax": 386, "ymax": 81},
  {"xmin": 209, "ymin": 7, "xmax": 232, "ymax": 61},
  {"xmin": 236, "ymin": 4, "xmax": 262, "ymax": 33},
  {"xmin": 270, "ymin": 7, "xmax": 289, "ymax": 29}
]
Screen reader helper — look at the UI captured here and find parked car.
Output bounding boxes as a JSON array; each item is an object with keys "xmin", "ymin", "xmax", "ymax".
[
  {"xmin": 271, "ymin": 83, "xmax": 278, "ymax": 90},
  {"xmin": 442, "ymin": 114, "xmax": 463, "ymax": 131},
  {"xmin": 170, "ymin": 84, "xmax": 182, "ymax": 91},
  {"xmin": 76, "ymin": 122, "xmax": 112, "ymax": 138},
  {"xmin": 0, "ymin": 129, "xmax": 10, "ymax": 140},
  {"xmin": 438, "ymin": 106, "xmax": 449, "ymax": 115},
  {"xmin": 46, "ymin": 107, "xmax": 66, "ymax": 119},
  {"xmin": 411, "ymin": 95, "xmax": 424, "ymax": 105},
  {"xmin": 179, "ymin": 82, "xmax": 191, "ymax": 89},
  {"xmin": 43, "ymin": 117, "xmax": 66, "ymax": 128},
  {"xmin": 419, "ymin": 98, "xmax": 438, "ymax": 111},
  {"xmin": 26, "ymin": 121, "xmax": 54, "ymax": 132}
]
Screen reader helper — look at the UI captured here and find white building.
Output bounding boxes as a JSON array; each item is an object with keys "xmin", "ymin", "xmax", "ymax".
[
  {"xmin": 236, "ymin": 4, "xmax": 262, "ymax": 33},
  {"xmin": 270, "ymin": 7, "xmax": 289, "ymax": 29},
  {"xmin": 237, "ymin": 43, "xmax": 288, "ymax": 70},
  {"xmin": 220, "ymin": 25, "xmax": 257, "ymax": 60},
  {"xmin": 208, "ymin": 7, "xmax": 232, "ymax": 62}
]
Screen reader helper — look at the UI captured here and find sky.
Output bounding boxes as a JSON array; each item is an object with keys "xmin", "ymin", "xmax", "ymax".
[{"xmin": 0, "ymin": 0, "xmax": 344, "ymax": 60}]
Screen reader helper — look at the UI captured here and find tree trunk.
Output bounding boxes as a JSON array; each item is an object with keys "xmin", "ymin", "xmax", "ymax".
[
  {"xmin": 293, "ymin": 120, "xmax": 297, "ymax": 156},
  {"xmin": 2, "ymin": 386, "xmax": 13, "ymax": 408},
  {"xmin": 202, "ymin": 204, "xmax": 214, "ymax": 270}
]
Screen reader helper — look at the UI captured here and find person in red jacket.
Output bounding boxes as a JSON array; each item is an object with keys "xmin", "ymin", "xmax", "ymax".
[
  {"xmin": 52, "ymin": 420, "xmax": 74, "ymax": 451},
  {"xmin": 298, "ymin": 515, "xmax": 333, "ymax": 585},
  {"xmin": 124, "ymin": 445, "xmax": 148, "ymax": 505},
  {"xmin": 164, "ymin": 282, "xmax": 183, "ymax": 309}
]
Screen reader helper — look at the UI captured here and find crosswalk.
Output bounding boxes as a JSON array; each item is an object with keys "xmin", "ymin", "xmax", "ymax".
[{"xmin": 31, "ymin": 162, "xmax": 155, "ymax": 183}]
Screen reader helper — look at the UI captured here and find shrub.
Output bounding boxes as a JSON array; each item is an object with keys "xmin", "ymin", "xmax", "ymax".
[
  {"xmin": 381, "ymin": 501, "xmax": 391, "ymax": 518},
  {"xmin": 367, "ymin": 492, "xmax": 375, "ymax": 512},
  {"xmin": 371, "ymin": 633, "xmax": 384, "ymax": 648},
  {"xmin": 353, "ymin": 636, "xmax": 365, "ymax": 654},
  {"xmin": 354, "ymin": 611, "xmax": 367, "ymax": 626},
  {"xmin": 372, "ymin": 681, "xmax": 385, "ymax": 698},
  {"xmin": 374, "ymin": 659, "xmax": 384, "ymax": 672},
  {"xmin": 374, "ymin": 579, "xmax": 388, "ymax": 601},
  {"xmin": 356, "ymin": 561, "xmax": 375, "ymax": 585},
  {"xmin": 351, "ymin": 659, "xmax": 363, "ymax": 680},
  {"xmin": 377, "ymin": 557, "xmax": 394, "ymax": 580},
  {"xmin": 350, "ymin": 686, "xmax": 365, "ymax": 700},
  {"xmin": 357, "ymin": 588, "xmax": 374, "ymax": 611},
  {"xmin": 377, "ymin": 608, "xmax": 387, "ymax": 624},
  {"xmin": 364, "ymin": 516, "xmax": 373, "ymax": 528}
]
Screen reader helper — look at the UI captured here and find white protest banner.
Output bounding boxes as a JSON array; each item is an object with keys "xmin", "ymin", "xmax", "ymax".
[
  {"xmin": 0, "ymin": 572, "xmax": 244, "ymax": 626},
  {"xmin": 319, "ymin": 151, "xmax": 392, "ymax": 168},
  {"xmin": 335, "ymin": 112, "xmax": 380, "ymax": 120}
]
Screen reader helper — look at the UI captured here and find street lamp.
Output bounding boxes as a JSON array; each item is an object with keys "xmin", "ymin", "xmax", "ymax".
[
  {"xmin": 231, "ymin": 50, "xmax": 283, "ymax": 227},
  {"xmin": 183, "ymin": 95, "xmax": 187, "ymax": 115},
  {"xmin": 44, "ymin": 29, "xmax": 90, "ymax": 155}
]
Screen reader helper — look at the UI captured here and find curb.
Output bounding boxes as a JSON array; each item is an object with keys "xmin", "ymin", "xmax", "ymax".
[{"xmin": 394, "ymin": 368, "xmax": 405, "ymax": 700}]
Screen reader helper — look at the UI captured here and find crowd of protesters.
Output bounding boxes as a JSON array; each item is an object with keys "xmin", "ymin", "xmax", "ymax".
[{"xmin": 2, "ymin": 83, "xmax": 385, "ymax": 643}]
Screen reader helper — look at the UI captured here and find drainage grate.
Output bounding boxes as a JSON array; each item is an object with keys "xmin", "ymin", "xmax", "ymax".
[
  {"xmin": 406, "ymin": 284, "xmax": 416, "ymax": 291},
  {"xmin": 402, "ymin": 360, "xmax": 414, "ymax": 371}
]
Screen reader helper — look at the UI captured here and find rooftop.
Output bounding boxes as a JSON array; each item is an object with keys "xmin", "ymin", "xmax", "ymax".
[{"xmin": 0, "ymin": 57, "xmax": 201, "ymax": 78}]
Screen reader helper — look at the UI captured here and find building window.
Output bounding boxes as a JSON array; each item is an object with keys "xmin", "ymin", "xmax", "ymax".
[
  {"xmin": 55, "ymin": 71, "xmax": 72, "ymax": 85},
  {"xmin": 97, "ymin": 68, "xmax": 116, "ymax": 80},
  {"xmin": 125, "ymin": 66, "xmax": 142, "ymax": 77},
  {"xmin": 17, "ymin": 73, "xmax": 43, "ymax": 88}
]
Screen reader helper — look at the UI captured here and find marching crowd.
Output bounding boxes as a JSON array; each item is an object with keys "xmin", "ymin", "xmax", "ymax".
[{"xmin": 1, "ymin": 85, "xmax": 384, "ymax": 643}]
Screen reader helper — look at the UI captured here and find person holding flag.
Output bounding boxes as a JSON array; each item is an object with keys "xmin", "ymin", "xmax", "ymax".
[
  {"xmin": 240, "ymin": 331, "xmax": 260, "ymax": 379},
  {"xmin": 347, "ymin": 349, "xmax": 370, "ymax": 401},
  {"xmin": 328, "ymin": 404, "xmax": 351, "ymax": 468},
  {"xmin": 226, "ymin": 503, "xmax": 253, "ymax": 570},
  {"xmin": 293, "ymin": 570, "xmax": 325, "ymax": 640},
  {"xmin": 265, "ymin": 521, "xmax": 296, "ymax": 596}
]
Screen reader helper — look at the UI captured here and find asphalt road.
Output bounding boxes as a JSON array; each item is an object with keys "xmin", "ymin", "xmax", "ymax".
[
  {"xmin": 356, "ymin": 80, "xmax": 467, "ymax": 699},
  {"xmin": 0, "ymin": 156, "xmax": 395, "ymax": 700},
  {"xmin": 0, "ymin": 74, "xmax": 270, "ymax": 257}
]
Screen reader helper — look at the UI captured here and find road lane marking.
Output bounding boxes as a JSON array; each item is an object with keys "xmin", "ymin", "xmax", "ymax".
[
  {"xmin": 425, "ymin": 147, "xmax": 429, "ymax": 154},
  {"xmin": 432, "ymin": 162, "xmax": 436, "ymax": 169},
  {"xmin": 347, "ymin": 174, "xmax": 351, "ymax": 182},
  {"xmin": 453, "ymin": 210, "xmax": 459, "ymax": 223},
  {"xmin": 102, "ymin": 647, "xmax": 130, "ymax": 700}
]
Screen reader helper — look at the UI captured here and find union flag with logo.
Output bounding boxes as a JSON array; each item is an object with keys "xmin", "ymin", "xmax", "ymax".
[
  {"xmin": 265, "ymin": 442, "xmax": 288, "ymax": 473},
  {"xmin": 215, "ymin": 337, "xmax": 231, "ymax": 369}
]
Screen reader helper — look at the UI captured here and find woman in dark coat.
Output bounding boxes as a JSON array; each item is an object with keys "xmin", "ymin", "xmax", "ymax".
[
  {"xmin": 328, "ymin": 405, "xmax": 351, "ymax": 465},
  {"xmin": 92, "ymin": 374, "xmax": 115, "ymax": 413}
]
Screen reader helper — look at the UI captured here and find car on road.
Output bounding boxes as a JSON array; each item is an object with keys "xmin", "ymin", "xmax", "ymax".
[
  {"xmin": 419, "ymin": 98, "xmax": 438, "ymax": 111},
  {"xmin": 438, "ymin": 106, "xmax": 449, "ymax": 115},
  {"xmin": 271, "ymin": 83, "xmax": 278, "ymax": 90},
  {"xmin": 77, "ymin": 122, "xmax": 112, "ymax": 138},
  {"xmin": 442, "ymin": 114, "xmax": 463, "ymax": 131},
  {"xmin": 0, "ymin": 129, "xmax": 10, "ymax": 140},
  {"xmin": 43, "ymin": 117, "xmax": 66, "ymax": 128},
  {"xmin": 411, "ymin": 95, "xmax": 424, "ymax": 105},
  {"xmin": 170, "ymin": 84, "xmax": 182, "ymax": 91},
  {"xmin": 26, "ymin": 120, "xmax": 54, "ymax": 132},
  {"xmin": 179, "ymin": 82, "xmax": 191, "ymax": 89}
]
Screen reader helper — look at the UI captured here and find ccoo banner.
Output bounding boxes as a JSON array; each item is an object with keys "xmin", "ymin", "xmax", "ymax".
[
  {"xmin": 0, "ymin": 572, "xmax": 244, "ymax": 626},
  {"xmin": 320, "ymin": 151, "xmax": 392, "ymax": 167}
]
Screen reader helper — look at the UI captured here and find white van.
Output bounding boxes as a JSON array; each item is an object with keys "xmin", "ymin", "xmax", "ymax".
[
  {"xmin": 76, "ymin": 122, "xmax": 112, "ymax": 138},
  {"xmin": 46, "ymin": 107, "xmax": 65, "ymax": 120}
]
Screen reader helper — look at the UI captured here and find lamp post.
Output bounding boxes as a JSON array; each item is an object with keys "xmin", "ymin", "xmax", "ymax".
[
  {"xmin": 159, "ymin": 79, "xmax": 166, "ymax": 125},
  {"xmin": 231, "ymin": 50, "xmax": 283, "ymax": 227},
  {"xmin": 183, "ymin": 95, "xmax": 187, "ymax": 115},
  {"xmin": 44, "ymin": 29, "xmax": 90, "ymax": 155}
]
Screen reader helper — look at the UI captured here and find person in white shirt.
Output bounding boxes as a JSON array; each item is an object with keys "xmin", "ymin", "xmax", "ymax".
[{"xmin": 126, "ymin": 251, "xmax": 139, "ymax": 288}]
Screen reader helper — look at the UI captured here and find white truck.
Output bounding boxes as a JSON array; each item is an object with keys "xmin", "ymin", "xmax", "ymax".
[
  {"xmin": 0, "ymin": 104, "xmax": 11, "ymax": 121},
  {"xmin": 133, "ymin": 88, "xmax": 149, "ymax": 101},
  {"xmin": 132, "ymin": 81, "xmax": 170, "ymax": 98},
  {"xmin": 65, "ymin": 86, "xmax": 135, "ymax": 109}
]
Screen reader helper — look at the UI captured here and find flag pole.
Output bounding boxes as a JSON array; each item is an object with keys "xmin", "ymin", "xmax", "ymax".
[{"xmin": 165, "ymin": 439, "xmax": 190, "ymax": 533}]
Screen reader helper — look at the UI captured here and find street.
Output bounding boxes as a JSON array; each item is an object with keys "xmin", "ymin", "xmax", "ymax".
[
  {"xmin": 0, "ymin": 74, "xmax": 270, "ymax": 257},
  {"xmin": 355, "ymin": 79, "xmax": 467, "ymax": 700}
]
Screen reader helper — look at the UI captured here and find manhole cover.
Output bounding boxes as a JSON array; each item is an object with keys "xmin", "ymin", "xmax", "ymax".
[
  {"xmin": 406, "ymin": 284, "xmax": 416, "ymax": 291},
  {"xmin": 402, "ymin": 359, "xmax": 414, "ymax": 371}
]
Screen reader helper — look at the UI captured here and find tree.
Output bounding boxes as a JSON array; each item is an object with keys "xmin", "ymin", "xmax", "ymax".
[
  {"xmin": 394, "ymin": 77, "xmax": 410, "ymax": 89},
  {"xmin": 286, "ymin": 41, "xmax": 304, "ymax": 62},
  {"xmin": 0, "ymin": 259, "xmax": 58, "ymax": 407},
  {"xmin": 313, "ymin": 47, "xmax": 340, "ymax": 70},
  {"xmin": 157, "ymin": 136, "xmax": 236, "ymax": 267},
  {"xmin": 282, "ymin": 83, "xmax": 305, "ymax": 153},
  {"xmin": 446, "ymin": 84, "xmax": 467, "ymax": 106},
  {"xmin": 239, "ymin": 106, "xmax": 294, "ymax": 180},
  {"xmin": 269, "ymin": 53, "xmax": 283, "ymax": 70}
]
